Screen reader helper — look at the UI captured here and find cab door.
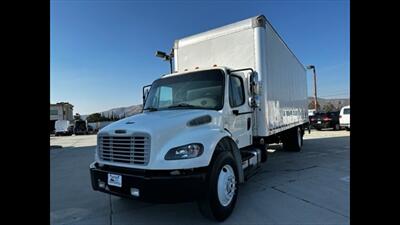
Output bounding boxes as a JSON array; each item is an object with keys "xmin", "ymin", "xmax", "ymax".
[{"xmin": 226, "ymin": 72, "xmax": 253, "ymax": 148}]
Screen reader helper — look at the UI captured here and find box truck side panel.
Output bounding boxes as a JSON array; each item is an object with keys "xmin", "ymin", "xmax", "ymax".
[
  {"xmin": 260, "ymin": 22, "xmax": 308, "ymax": 136},
  {"xmin": 174, "ymin": 15, "xmax": 308, "ymax": 137}
]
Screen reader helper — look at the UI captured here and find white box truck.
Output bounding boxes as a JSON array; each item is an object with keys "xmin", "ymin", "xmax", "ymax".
[
  {"xmin": 54, "ymin": 120, "xmax": 73, "ymax": 136},
  {"xmin": 90, "ymin": 15, "xmax": 308, "ymax": 221}
]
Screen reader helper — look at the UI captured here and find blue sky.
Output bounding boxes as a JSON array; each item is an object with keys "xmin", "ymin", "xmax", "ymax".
[{"xmin": 51, "ymin": 0, "xmax": 349, "ymax": 115}]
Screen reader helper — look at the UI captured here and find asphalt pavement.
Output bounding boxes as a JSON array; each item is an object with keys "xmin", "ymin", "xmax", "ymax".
[{"xmin": 50, "ymin": 130, "xmax": 350, "ymax": 225}]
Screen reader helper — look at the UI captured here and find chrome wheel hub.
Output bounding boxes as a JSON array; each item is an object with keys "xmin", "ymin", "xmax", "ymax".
[{"xmin": 217, "ymin": 164, "xmax": 236, "ymax": 206}]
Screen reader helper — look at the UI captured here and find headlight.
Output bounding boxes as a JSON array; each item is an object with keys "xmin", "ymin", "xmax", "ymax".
[{"xmin": 165, "ymin": 143, "xmax": 204, "ymax": 160}]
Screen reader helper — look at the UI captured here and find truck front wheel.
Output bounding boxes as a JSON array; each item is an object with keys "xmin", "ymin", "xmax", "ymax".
[{"xmin": 197, "ymin": 151, "xmax": 238, "ymax": 221}]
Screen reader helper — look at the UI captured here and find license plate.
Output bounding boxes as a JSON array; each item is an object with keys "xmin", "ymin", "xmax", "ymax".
[
  {"xmin": 317, "ymin": 121, "xmax": 321, "ymax": 124},
  {"xmin": 108, "ymin": 173, "xmax": 122, "ymax": 187}
]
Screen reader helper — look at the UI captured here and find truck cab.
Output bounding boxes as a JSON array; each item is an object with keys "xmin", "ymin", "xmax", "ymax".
[{"xmin": 143, "ymin": 67, "xmax": 256, "ymax": 150}]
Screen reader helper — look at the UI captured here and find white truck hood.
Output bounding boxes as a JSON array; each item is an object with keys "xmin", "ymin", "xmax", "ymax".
[
  {"xmin": 100, "ymin": 109, "xmax": 216, "ymax": 134},
  {"xmin": 96, "ymin": 109, "xmax": 224, "ymax": 170}
]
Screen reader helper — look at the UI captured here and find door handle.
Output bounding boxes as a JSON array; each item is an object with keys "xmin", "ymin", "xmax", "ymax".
[{"xmin": 232, "ymin": 110, "xmax": 253, "ymax": 116}]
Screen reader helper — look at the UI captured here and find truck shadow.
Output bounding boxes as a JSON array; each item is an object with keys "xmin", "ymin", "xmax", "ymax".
[{"xmin": 107, "ymin": 135, "xmax": 349, "ymax": 223}]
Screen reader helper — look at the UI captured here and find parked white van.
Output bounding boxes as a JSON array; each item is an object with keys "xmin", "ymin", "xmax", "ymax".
[
  {"xmin": 339, "ymin": 105, "xmax": 350, "ymax": 131},
  {"xmin": 55, "ymin": 120, "xmax": 73, "ymax": 136}
]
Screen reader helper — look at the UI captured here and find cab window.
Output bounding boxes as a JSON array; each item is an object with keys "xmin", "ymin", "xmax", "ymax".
[{"xmin": 229, "ymin": 75, "xmax": 245, "ymax": 107}]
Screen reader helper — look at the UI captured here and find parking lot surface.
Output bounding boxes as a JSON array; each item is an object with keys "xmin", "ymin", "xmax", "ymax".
[{"xmin": 51, "ymin": 130, "xmax": 350, "ymax": 225}]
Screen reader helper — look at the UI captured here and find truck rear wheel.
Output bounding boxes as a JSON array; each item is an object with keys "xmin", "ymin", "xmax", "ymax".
[
  {"xmin": 283, "ymin": 127, "xmax": 303, "ymax": 152},
  {"xmin": 197, "ymin": 151, "xmax": 238, "ymax": 221}
]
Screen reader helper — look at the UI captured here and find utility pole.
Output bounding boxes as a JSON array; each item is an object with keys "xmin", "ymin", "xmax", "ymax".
[{"xmin": 306, "ymin": 65, "xmax": 318, "ymax": 112}]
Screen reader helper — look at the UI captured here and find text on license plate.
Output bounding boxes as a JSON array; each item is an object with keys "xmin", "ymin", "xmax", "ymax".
[{"xmin": 108, "ymin": 173, "xmax": 122, "ymax": 187}]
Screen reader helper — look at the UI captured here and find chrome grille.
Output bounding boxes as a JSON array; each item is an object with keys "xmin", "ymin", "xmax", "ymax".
[{"xmin": 98, "ymin": 134, "xmax": 150, "ymax": 165}]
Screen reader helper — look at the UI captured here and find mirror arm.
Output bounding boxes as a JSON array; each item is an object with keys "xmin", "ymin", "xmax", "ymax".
[{"xmin": 227, "ymin": 68, "xmax": 254, "ymax": 74}]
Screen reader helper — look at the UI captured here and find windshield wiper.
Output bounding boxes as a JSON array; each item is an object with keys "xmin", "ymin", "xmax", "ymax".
[
  {"xmin": 143, "ymin": 107, "xmax": 158, "ymax": 112},
  {"xmin": 167, "ymin": 103, "xmax": 197, "ymax": 109}
]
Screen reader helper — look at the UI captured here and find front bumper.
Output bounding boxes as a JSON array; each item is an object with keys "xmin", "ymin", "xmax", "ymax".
[{"xmin": 90, "ymin": 162, "xmax": 207, "ymax": 203}]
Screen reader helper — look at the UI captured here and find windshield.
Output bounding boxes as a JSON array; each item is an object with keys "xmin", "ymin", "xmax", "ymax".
[{"xmin": 144, "ymin": 69, "xmax": 225, "ymax": 111}]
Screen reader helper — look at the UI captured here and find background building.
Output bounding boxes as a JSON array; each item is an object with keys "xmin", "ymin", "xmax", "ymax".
[{"xmin": 50, "ymin": 102, "xmax": 74, "ymax": 133}]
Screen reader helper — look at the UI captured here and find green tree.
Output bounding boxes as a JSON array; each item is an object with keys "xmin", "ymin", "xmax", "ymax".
[
  {"xmin": 87, "ymin": 113, "xmax": 102, "ymax": 122},
  {"xmin": 308, "ymin": 101, "xmax": 320, "ymax": 110},
  {"xmin": 110, "ymin": 112, "xmax": 114, "ymax": 121},
  {"xmin": 322, "ymin": 103, "xmax": 335, "ymax": 112},
  {"xmin": 74, "ymin": 113, "xmax": 81, "ymax": 120}
]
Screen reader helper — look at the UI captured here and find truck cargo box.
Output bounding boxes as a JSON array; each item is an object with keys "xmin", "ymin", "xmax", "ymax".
[{"xmin": 173, "ymin": 15, "xmax": 308, "ymax": 137}]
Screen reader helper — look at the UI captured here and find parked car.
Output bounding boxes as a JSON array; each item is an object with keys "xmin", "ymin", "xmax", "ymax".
[
  {"xmin": 310, "ymin": 111, "xmax": 341, "ymax": 130},
  {"xmin": 74, "ymin": 120, "xmax": 89, "ymax": 135},
  {"xmin": 54, "ymin": 120, "xmax": 73, "ymax": 136},
  {"xmin": 87, "ymin": 125, "xmax": 96, "ymax": 134},
  {"xmin": 309, "ymin": 114, "xmax": 316, "ymax": 126},
  {"xmin": 308, "ymin": 109, "xmax": 316, "ymax": 124},
  {"xmin": 68, "ymin": 125, "xmax": 74, "ymax": 134},
  {"xmin": 308, "ymin": 110, "xmax": 316, "ymax": 124},
  {"xmin": 339, "ymin": 105, "xmax": 350, "ymax": 131}
]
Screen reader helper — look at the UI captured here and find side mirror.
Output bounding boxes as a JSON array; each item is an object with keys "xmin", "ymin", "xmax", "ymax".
[
  {"xmin": 249, "ymin": 72, "xmax": 260, "ymax": 95},
  {"xmin": 249, "ymin": 95, "xmax": 261, "ymax": 108},
  {"xmin": 142, "ymin": 85, "xmax": 151, "ymax": 105}
]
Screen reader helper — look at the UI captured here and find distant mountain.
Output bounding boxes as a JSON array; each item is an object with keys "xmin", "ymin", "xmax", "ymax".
[
  {"xmin": 308, "ymin": 97, "xmax": 349, "ymax": 111},
  {"xmin": 82, "ymin": 104, "xmax": 143, "ymax": 119},
  {"xmin": 100, "ymin": 104, "xmax": 143, "ymax": 118}
]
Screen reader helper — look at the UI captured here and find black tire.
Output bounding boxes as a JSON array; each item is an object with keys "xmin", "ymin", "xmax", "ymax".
[
  {"xmin": 282, "ymin": 127, "xmax": 303, "ymax": 152},
  {"xmin": 333, "ymin": 123, "xmax": 340, "ymax": 130},
  {"xmin": 197, "ymin": 150, "xmax": 239, "ymax": 221}
]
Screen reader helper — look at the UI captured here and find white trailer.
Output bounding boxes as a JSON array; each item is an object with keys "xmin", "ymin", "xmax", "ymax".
[
  {"xmin": 54, "ymin": 120, "xmax": 72, "ymax": 136},
  {"xmin": 90, "ymin": 15, "xmax": 308, "ymax": 221}
]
